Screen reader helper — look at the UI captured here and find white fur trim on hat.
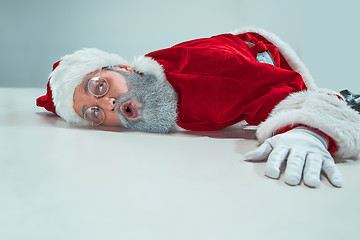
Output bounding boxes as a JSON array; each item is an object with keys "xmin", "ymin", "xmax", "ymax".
[
  {"xmin": 50, "ymin": 48, "xmax": 128, "ymax": 124},
  {"xmin": 256, "ymin": 90, "xmax": 360, "ymax": 159},
  {"xmin": 232, "ymin": 27, "xmax": 318, "ymax": 90}
]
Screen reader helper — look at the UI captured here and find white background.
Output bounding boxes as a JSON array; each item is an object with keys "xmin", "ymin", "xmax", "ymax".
[{"xmin": 1, "ymin": 0, "xmax": 360, "ymax": 92}]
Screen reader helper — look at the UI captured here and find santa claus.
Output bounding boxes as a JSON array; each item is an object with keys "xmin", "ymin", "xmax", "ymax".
[{"xmin": 36, "ymin": 27, "xmax": 360, "ymax": 188}]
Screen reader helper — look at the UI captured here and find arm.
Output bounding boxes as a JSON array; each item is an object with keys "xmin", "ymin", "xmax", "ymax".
[
  {"xmin": 245, "ymin": 126, "xmax": 342, "ymax": 187},
  {"xmin": 246, "ymin": 90, "xmax": 360, "ymax": 187}
]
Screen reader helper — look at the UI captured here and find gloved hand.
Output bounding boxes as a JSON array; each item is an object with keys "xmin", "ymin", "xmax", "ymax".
[{"xmin": 244, "ymin": 127, "xmax": 343, "ymax": 187}]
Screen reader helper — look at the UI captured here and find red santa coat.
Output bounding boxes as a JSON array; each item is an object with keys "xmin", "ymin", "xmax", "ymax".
[
  {"xmin": 130, "ymin": 28, "xmax": 360, "ymax": 159},
  {"xmin": 36, "ymin": 27, "xmax": 360, "ymax": 160},
  {"xmin": 146, "ymin": 32, "xmax": 307, "ymax": 131}
]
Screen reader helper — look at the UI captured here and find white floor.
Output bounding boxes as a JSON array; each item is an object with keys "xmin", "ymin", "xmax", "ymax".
[{"xmin": 1, "ymin": 88, "xmax": 360, "ymax": 240}]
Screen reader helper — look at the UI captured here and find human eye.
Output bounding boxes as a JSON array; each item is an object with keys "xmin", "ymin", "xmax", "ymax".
[
  {"xmin": 93, "ymin": 107, "xmax": 100, "ymax": 118},
  {"xmin": 98, "ymin": 82, "xmax": 104, "ymax": 93},
  {"xmin": 89, "ymin": 78, "xmax": 109, "ymax": 97},
  {"xmin": 84, "ymin": 106, "xmax": 105, "ymax": 125},
  {"xmin": 86, "ymin": 107, "xmax": 100, "ymax": 121}
]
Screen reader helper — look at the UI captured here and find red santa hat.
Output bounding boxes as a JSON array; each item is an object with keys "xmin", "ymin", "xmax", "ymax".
[{"xmin": 36, "ymin": 48, "xmax": 128, "ymax": 124}]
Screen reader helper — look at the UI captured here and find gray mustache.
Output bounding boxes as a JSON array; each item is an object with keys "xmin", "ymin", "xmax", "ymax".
[{"xmin": 107, "ymin": 67, "xmax": 178, "ymax": 133}]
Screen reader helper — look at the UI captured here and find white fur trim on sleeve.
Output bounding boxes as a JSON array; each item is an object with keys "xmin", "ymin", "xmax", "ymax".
[
  {"xmin": 256, "ymin": 90, "xmax": 360, "ymax": 159},
  {"xmin": 131, "ymin": 56, "xmax": 167, "ymax": 82},
  {"xmin": 232, "ymin": 27, "xmax": 318, "ymax": 90}
]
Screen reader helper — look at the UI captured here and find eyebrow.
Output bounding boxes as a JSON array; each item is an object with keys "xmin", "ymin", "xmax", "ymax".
[
  {"xmin": 81, "ymin": 106, "xmax": 87, "ymax": 118},
  {"xmin": 84, "ymin": 78, "xmax": 91, "ymax": 94}
]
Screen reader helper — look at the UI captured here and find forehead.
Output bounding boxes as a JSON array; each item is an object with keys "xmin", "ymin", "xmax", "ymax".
[{"xmin": 82, "ymin": 69, "xmax": 102, "ymax": 84}]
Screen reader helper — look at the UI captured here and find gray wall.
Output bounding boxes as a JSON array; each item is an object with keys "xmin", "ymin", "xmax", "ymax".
[{"xmin": 1, "ymin": 0, "xmax": 360, "ymax": 92}]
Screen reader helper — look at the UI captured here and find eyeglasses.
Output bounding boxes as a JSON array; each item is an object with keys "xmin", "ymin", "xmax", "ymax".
[{"xmin": 83, "ymin": 69, "xmax": 110, "ymax": 126}]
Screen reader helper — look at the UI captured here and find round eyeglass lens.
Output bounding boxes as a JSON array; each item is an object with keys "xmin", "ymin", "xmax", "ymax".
[
  {"xmin": 88, "ymin": 77, "xmax": 109, "ymax": 97},
  {"xmin": 84, "ymin": 106, "xmax": 105, "ymax": 126}
]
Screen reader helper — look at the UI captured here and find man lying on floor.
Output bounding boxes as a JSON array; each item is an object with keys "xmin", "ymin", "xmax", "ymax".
[{"xmin": 36, "ymin": 27, "xmax": 360, "ymax": 188}]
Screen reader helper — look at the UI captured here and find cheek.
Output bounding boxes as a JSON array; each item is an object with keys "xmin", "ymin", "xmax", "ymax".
[
  {"xmin": 110, "ymin": 79, "xmax": 129, "ymax": 97},
  {"xmin": 103, "ymin": 112, "xmax": 123, "ymax": 126}
]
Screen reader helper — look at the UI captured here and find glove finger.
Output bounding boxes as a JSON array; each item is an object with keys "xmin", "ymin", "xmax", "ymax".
[
  {"xmin": 244, "ymin": 141, "xmax": 273, "ymax": 161},
  {"xmin": 265, "ymin": 145, "xmax": 290, "ymax": 179},
  {"xmin": 323, "ymin": 158, "xmax": 343, "ymax": 188},
  {"xmin": 284, "ymin": 150, "xmax": 307, "ymax": 186},
  {"xmin": 303, "ymin": 153, "xmax": 323, "ymax": 188}
]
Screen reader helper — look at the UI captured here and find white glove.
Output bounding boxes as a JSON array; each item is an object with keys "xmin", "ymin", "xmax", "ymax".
[{"xmin": 244, "ymin": 127, "xmax": 343, "ymax": 188}]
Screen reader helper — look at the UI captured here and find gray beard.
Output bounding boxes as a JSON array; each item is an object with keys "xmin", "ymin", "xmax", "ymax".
[{"xmin": 104, "ymin": 66, "xmax": 178, "ymax": 133}]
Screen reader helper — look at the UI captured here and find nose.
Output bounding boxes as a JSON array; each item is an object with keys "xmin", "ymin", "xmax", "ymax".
[{"xmin": 97, "ymin": 97, "xmax": 116, "ymax": 111}]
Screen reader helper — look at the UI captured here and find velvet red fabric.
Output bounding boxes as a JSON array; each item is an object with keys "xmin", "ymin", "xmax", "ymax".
[{"xmin": 146, "ymin": 32, "xmax": 307, "ymax": 131}]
